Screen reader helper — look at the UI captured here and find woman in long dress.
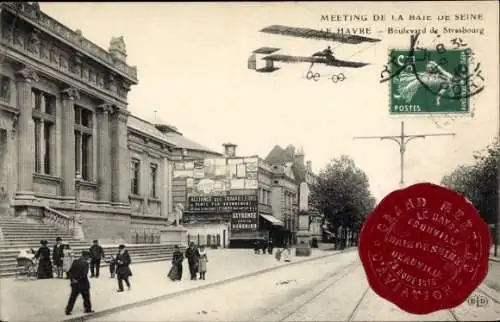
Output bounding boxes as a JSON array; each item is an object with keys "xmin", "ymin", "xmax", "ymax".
[
  {"xmin": 34, "ymin": 240, "xmax": 53, "ymax": 279},
  {"xmin": 168, "ymin": 245, "xmax": 183, "ymax": 281},
  {"xmin": 198, "ymin": 245, "xmax": 208, "ymax": 280},
  {"xmin": 62, "ymin": 243, "xmax": 73, "ymax": 279},
  {"xmin": 281, "ymin": 243, "xmax": 291, "ymax": 262}
]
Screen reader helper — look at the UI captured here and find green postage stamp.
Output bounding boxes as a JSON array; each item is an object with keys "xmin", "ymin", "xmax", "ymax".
[{"xmin": 389, "ymin": 49, "xmax": 470, "ymax": 115}]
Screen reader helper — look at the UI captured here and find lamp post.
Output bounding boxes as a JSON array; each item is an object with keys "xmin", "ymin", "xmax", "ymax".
[
  {"xmin": 74, "ymin": 171, "xmax": 82, "ymax": 224},
  {"xmin": 353, "ymin": 121, "xmax": 455, "ymax": 188}
]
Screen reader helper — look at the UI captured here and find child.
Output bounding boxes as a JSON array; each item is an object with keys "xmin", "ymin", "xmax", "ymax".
[
  {"xmin": 62, "ymin": 243, "xmax": 73, "ymax": 279},
  {"xmin": 198, "ymin": 245, "xmax": 208, "ymax": 280},
  {"xmin": 105, "ymin": 255, "xmax": 117, "ymax": 278}
]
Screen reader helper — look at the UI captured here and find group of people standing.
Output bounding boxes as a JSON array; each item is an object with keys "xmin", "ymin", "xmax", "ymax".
[
  {"xmin": 168, "ymin": 242, "xmax": 208, "ymax": 281},
  {"xmin": 252, "ymin": 240, "xmax": 291, "ymax": 262},
  {"xmin": 30, "ymin": 237, "xmax": 74, "ymax": 279},
  {"xmin": 254, "ymin": 239, "xmax": 274, "ymax": 255}
]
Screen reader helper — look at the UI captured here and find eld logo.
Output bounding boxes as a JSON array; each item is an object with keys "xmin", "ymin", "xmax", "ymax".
[{"xmin": 467, "ymin": 294, "xmax": 489, "ymax": 307}]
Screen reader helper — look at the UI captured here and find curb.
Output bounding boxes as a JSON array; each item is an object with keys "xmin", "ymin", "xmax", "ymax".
[
  {"xmin": 479, "ymin": 283, "xmax": 500, "ymax": 305},
  {"xmin": 489, "ymin": 256, "xmax": 499, "ymax": 263},
  {"xmin": 61, "ymin": 249, "xmax": 351, "ymax": 322}
]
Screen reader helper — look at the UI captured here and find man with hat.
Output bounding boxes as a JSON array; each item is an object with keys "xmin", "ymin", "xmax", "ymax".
[
  {"xmin": 53, "ymin": 237, "xmax": 65, "ymax": 279},
  {"xmin": 116, "ymin": 244, "xmax": 132, "ymax": 292},
  {"xmin": 89, "ymin": 240, "xmax": 105, "ymax": 278},
  {"xmin": 65, "ymin": 250, "xmax": 94, "ymax": 315}
]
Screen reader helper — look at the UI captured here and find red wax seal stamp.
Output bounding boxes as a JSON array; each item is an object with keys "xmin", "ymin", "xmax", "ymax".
[{"xmin": 358, "ymin": 183, "xmax": 491, "ymax": 315}]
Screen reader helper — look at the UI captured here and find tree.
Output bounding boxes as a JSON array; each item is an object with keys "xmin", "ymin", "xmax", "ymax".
[
  {"xmin": 310, "ymin": 155, "xmax": 376, "ymax": 242},
  {"xmin": 441, "ymin": 137, "xmax": 499, "ymax": 225}
]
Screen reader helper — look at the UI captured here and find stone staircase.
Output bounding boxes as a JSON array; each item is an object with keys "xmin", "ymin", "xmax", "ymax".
[{"xmin": 0, "ymin": 215, "xmax": 182, "ymax": 278}]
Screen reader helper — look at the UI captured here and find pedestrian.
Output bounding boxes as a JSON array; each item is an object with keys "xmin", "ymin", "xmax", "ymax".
[
  {"xmin": 168, "ymin": 245, "xmax": 183, "ymax": 281},
  {"xmin": 261, "ymin": 239, "xmax": 267, "ymax": 255},
  {"xmin": 185, "ymin": 242, "xmax": 200, "ymax": 280},
  {"xmin": 253, "ymin": 240, "xmax": 260, "ymax": 254},
  {"xmin": 62, "ymin": 243, "xmax": 74, "ymax": 279},
  {"xmin": 65, "ymin": 250, "xmax": 94, "ymax": 316},
  {"xmin": 198, "ymin": 245, "xmax": 208, "ymax": 280},
  {"xmin": 105, "ymin": 255, "xmax": 117, "ymax": 278},
  {"xmin": 268, "ymin": 240, "xmax": 274, "ymax": 255},
  {"xmin": 116, "ymin": 244, "xmax": 132, "ymax": 292},
  {"xmin": 53, "ymin": 237, "xmax": 65, "ymax": 278},
  {"xmin": 34, "ymin": 240, "xmax": 53, "ymax": 279},
  {"xmin": 282, "ymin": 243, "xmax": 291, "ymax": 262},
  {"xmin": 275, "ymin": 247, "xmax": 282, "ymax": 261},
  {"xmin": 89, "ymin": 240, "xmax": 105, "ymax": 278}
]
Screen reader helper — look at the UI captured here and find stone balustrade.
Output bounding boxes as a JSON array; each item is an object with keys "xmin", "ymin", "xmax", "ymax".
[{"xmin": 42, "ymin": 206, "xmax": 74, "ymax": 231}]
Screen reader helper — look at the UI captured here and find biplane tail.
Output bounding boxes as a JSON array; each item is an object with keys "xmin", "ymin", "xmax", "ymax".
[{"xmin": 249, "ymin": 47, "xmax": 281, "ymax": 72}]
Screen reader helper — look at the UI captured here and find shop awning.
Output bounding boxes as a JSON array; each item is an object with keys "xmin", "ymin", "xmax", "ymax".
[{"xmin": 260, "ymin": 214, "xmax": 284, "ymax": 226}]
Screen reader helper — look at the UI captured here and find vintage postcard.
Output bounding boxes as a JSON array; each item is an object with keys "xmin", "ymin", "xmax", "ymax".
[{"xmin": 0, "ymin": 1, "xmax": 499, "ymax": 321}]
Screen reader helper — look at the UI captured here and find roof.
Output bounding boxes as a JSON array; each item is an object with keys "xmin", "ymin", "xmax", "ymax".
[
  {"xmin": 164, "ymin": 132, "xmax": 222, "ymax": 155},
  {"xmin": 1, "ymin": 2, "xmax": 138, "ymax": 83},
  {"xmin": 127, "ymin": 115, "xmax": 221, "ymax": 155},
  {"xmin": 265, "ymin": 144, "xmax": 308, "ymax": 183},
  {"xmin": 128, "ymin": 116, "xmax": 173, "ymax": 145},
  {"xmin": 265, "ymin": 145, "xmax": 295, "ymax": 164}
]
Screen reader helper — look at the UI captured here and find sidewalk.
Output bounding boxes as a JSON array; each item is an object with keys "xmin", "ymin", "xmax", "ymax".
[
  {"xmin": 0, "ymin": 248, "xmax": 340, "ymax": 322},
  {"xmin": 490, "ymin": 245, "xmax": 499, "ymax": 262}
]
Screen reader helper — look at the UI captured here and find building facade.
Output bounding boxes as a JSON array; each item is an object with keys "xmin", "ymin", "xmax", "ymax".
[
  {"xmin": 0, "ymin": 3, "xmax": 219, "ymax": 243},
  {"xmin": 265, "ymin": 145, "xmax": 323, "ymax": 243},
  {"xmin": 171, "ymin": 144, "xmax": 298, "ymax": 248}
]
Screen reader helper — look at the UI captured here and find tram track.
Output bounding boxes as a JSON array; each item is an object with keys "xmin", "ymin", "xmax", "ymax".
[
  {"xmin": 255, "ymin": 261, "xmax": 363, "ymax": 321},
  {"xmin": 346, "ymin": 286, "xmax": 370, "ymax": 321}
]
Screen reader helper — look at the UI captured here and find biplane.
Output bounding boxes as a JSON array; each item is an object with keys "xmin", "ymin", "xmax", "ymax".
[{"xmin": 248, "ymin": 25, "xmax": 381, "ymax": 73}]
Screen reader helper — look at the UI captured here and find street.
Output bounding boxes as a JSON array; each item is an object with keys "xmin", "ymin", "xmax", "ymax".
[{"xmin": 91, "ymin": 251, "xmax": 500, "ymax": 322}]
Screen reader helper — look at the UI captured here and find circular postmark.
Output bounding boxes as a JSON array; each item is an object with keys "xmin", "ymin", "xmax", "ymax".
[
  {"xmin": 408, "ymin": 34, "xmax": 485, "ymax": 102},
  {"xmin": 382, "ymin": 33, "xmax": 485, "ymax": 118},
  {"xmin": 358, "ymin": 183, "xmax": 491, "ymax": 315}
]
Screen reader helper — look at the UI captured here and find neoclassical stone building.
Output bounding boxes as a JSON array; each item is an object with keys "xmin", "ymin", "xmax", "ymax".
[{"xmin": 0, "ymin": 2, "xmax": 219, "ymax": 243}]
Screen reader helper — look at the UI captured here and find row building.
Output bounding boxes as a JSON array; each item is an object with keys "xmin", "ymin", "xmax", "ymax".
[{"xmin": 0, "ymin": 2, "xmax": 323, "ymax": 247}]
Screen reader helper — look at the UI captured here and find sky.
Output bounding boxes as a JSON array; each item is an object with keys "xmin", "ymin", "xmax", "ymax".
[{"xmin": 39, "ymin": 1, "xmax": 499, "ymax": 201}]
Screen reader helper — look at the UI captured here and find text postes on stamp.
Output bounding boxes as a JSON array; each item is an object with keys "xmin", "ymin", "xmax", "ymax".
[{"xmin": 358, "ymin": 183, "xmax": 491, "ymax": 315}]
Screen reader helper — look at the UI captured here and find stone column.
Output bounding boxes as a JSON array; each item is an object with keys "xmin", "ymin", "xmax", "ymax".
[
  {"xmin": 96, "ymin": 103, "xmax": 112, "ymax": 201},
  {"xmin": 60, "ymin": 88, "xmax": 79, "ymax": 197},
  {"xmin": 14, "ymin": 68, "xmax": 38, "ymax": 193},
  {"xmin": 110, "ymin": 106, "xmax": 130, "ymax": 204}
]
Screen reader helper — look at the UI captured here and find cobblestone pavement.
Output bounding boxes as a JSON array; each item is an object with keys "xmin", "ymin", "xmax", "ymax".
[
  {"xmin": 0, "ymin": 248, "xmax": 336, "ymax": 322},
  {"xmin": 92, "ymin": 252, "xmax": 500, "ymax": 322}
]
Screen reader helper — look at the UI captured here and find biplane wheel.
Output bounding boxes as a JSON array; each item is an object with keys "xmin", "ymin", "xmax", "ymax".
[
  {"xmin": 331, "ymin": 73, "xmax": 346, "ymax": 83},
  {"xmin": 306, "ymin": 71, "xmax": 320, "ymax": 81}
]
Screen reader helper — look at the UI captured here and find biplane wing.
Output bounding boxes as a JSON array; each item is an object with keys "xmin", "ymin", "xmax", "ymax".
[
  {"xmin": 253, "ymin": 47, "xmax": 281, "ymax": 54},
  {"xmin": 260, "ymin": 25, "xmax": 381, "ymax": 44},
  {"xmin": 327, "ymin": 59, "xmax": 369, "ymax": 68},
  {"xmin": 263, "ymin": 54, "xmax": 317, "ymax": 64},
  {"xmin": 262, "ymin": 54, "xmax": 369, "ymax": 68}
]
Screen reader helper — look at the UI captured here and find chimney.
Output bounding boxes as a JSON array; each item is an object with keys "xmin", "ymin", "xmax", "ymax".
[
  {"xmin": 295, "ymin": 146, "xmax": 305, "ymax": 165},
  {"xmin": 222, "ymin": 143, "xmax": 237, "ymax": 157},
  {"xmin": 306, "ymin": 160, "xmax": 312, "ymax": 172}
]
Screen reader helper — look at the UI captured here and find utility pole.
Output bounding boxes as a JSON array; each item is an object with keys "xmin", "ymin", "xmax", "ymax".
[{"xmin": 353, "ymin": 121, "xmax": 455, "ymax": 188}]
